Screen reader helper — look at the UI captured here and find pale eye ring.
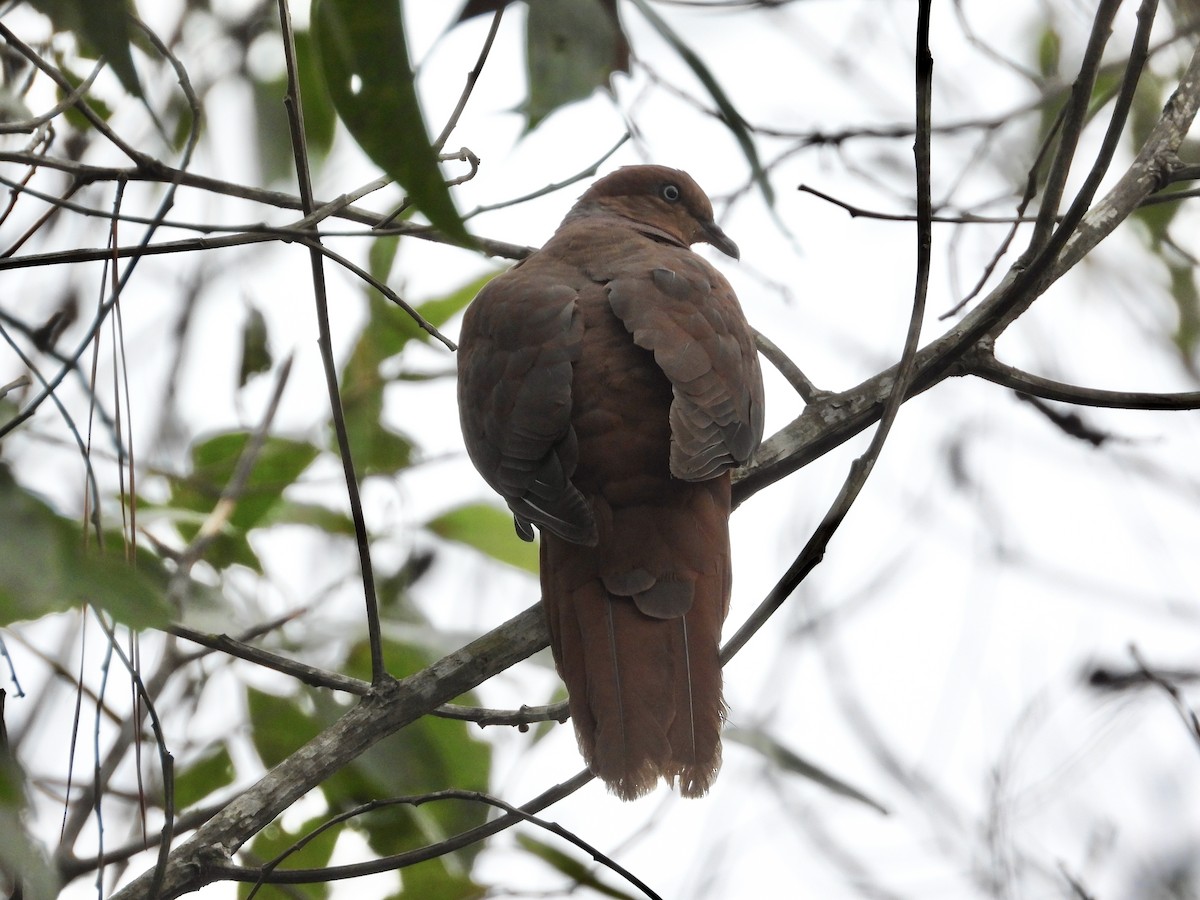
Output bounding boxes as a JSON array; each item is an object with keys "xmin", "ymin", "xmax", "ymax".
[{"xmin": 660, "ymin": 183, "xmax": 681, "ymax": 203}]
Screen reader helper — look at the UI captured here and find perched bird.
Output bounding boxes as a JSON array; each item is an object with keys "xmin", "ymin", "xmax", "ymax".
[{"xmin": 457, "ymin": 165, "xmax": 764, "ymax": 800}]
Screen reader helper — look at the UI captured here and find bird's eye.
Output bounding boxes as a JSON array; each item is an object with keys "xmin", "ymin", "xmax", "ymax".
[{"xmin": 660, "ymin": 183, "xmax": 681, "ymax": 203}]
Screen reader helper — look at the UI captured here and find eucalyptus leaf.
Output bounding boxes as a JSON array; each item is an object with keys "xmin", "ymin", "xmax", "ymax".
[
  {"xmin": 27, "ymin": 0, "xmax": 142, "ymax": 98},
  {"xmin": 524, "ymin": 0, "xmax": 629, "ymax": 131},
  {"xmin": 425, "ymin": 503, "xmax": 539, "ymax": 574},
  {"xmin": 727, "ymin": 727, "xmax": 889, "ymax": 815},
  {"xmin": 0, "ymin": 466, "xmax": 169, "ymax": 628},
  {"xmin": 313, "ymin": 0, "xmax": 470, "ymax": 245}
]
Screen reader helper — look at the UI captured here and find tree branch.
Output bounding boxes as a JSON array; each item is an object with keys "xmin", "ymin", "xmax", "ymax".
[{"xmin": 111, "ymin": 605, "xmax": 551, "ymax": 899}]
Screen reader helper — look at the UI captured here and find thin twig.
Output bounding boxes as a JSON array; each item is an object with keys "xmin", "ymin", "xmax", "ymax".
[
  {"xmin": 277, "ymin": 0, "xmax": 385, "ymax": 685},
  {"xmin": 753, "ymin": 329, "xmax": 824, "ymax": 404},
  {"xmin": 725, "ymin": 0, "xmax": 936, "ymax": 662},
  {"xmin": 167, "ymin": 624, "xmax": 371, "ymax": 696},
  {"xmin": 0, "ymin": 59, "xmax": 102, "ymax": 134},
  {"xmin": 1129, "ymin": 645, "xmax": 1200, "ymax": 751},
  {"xmin": 88, "ymin": 611, "xmax": 175, "ymax": 899},
  {"xmin": 296, "ymin": 237, "xmax": 455, "ymax": 350},
  {"xmin": 0, "ymin": 22, "xmax": 148, "ymax": 165},
  {"xmin": 432, "ymin": 7, "xmax": 504, "ymax": 153},
  {"xmin": 1026, "ymin": 0, "xmax": 1122, "ymax": 255},
  {"xmin": 245, "ymin": 787, "xmax": 660, "ymax": 899},
  {"xmin": 431, "ymin": 701, "xmax": 569, "ymax": 726},
  {"xmin": 466, "ymin": 133, "xmax": 632, "ymax": 219},
  {"xmin": 798, "ymin": 183, "xmax": 1041, "ymax": 224}
]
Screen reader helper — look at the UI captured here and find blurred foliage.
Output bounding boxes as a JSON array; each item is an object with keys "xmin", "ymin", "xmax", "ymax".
[
  {"xmin": 522, "ymin": 0, "xmax": 629, "ymax": 131},
  {"xmin": 26, "ymin": 0, "xmax": 142, "ymax": 97},
  {"xmin": 173, "ymin": 743, "xmax": 237, "ymax": 812},
  {"xmin": 516, "ymin": 834, "xmax": 640, "ymax": 900},
  {"xmin": 241, "ymin": 637, "xmax": 491, "ymax": 896},
  {"xmin": 255, "ymin": 28, "xmax": 336, "ymax": 185},
  {"xmin": 165, "ymin": 432, "xmax": 321, "ymax": 572},
  {"xmin": 0, "ymin": 466, "xmax": 170, "ymax": 628},
  {"xmin": 426, "ymin": 503, "xmax": 539, "ymax": 574}
]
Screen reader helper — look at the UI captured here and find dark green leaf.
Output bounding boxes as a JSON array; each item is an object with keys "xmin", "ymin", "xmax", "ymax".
[
  {"xmin": 0, "ymin": 466, "xmax": 170, "ymax": 628},
  {"xmin": 181, "ymin": 433, "xmax": 319, "ymax": 529},
  {"xmin": 238, "ymin": 304, "xmax": 272, "ymax": 388},
  {"xmin": 294, "ymin": 28, "xmax": 338, "ymax": 160},
  {"xmin": 262, "ymin": 499, "xmax": 356, "ymax": 536},
  {"xmin": 28, "ymin": 0, "xmax": 143, "ymax": 98},
  {"xmin": 313, "ymin": 0, "xmax": 471, "ymax": 245},
  {"xmin": 1169, "ymin": 261, "xmax": 1200, "ymax": 360},
  {"xmin": 174, "ymin": 744, "xmax": 236, "ymax": 811},
  {"xmin": 524, "ymin": 0, "xmax": 629, "ymax": 131},
  {"xmin": 1036, "ymin": 26, "xmax": 1060, "ymax": 79},
  {"xmin": 369, "ymin": 234, "xmax": 402, "ymax": 283},
  {"xmin": 55, "ymin": 58, "xmax": 113, "ymax": 128},
  {"xmin": 239, "ymin": 812, "xmax": 339, "ymax": 900},
  {"xmin": 516, "ymin": 835, "xmax": 639, "ymax": 900},
  {"xmin": 329, "ymin": 640, "xmax": 490, "ymax": 862},
  {"xmin": 727, "ymin": 727, "xmax": 889, "ymax": 815},
  {"xmin": 457, "ymin": 0, "xmax": 516, "ymax": 21},
  {"xmin": 391, "ymin": 271, "xmax": 496, "ymax": 348},
  {"xmin": 425, "ymin": 503, "xmax": 539, "ymax": 574},
  {"xmin": 246, "ymin": 687, "xmax": 324, "ymax": 770},
  {"xmin": 254, "ymin": 29, "xmax": 337, "ymax": 184},
  {"xmin": 395, "ymin": 858, "xmax": 485, "ymax": 899},
  {"xmin": 167, "ymin": 432, "xmax": 320, "ymax": 570}
]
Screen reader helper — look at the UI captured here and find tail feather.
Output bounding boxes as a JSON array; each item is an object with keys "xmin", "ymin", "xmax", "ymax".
[{"xmin": 540, "ymin": 477, "xmax": 730, "ymax": 800}]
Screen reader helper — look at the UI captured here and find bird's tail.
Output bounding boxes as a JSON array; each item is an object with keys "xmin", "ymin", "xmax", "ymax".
[{"xmin": 540, "ymin": 482, "xmax": 730, "ymax": 800}]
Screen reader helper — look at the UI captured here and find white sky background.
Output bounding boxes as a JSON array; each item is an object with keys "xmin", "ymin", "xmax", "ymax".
[{"xmin": 3, "ymin": 0, "xmax": 1200, "ymax": 898}]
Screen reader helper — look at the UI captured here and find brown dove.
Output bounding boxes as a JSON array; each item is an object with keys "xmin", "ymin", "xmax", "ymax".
[{"xmin": 457, "ymin": 165, "xmax": 764, "ymax": 800}]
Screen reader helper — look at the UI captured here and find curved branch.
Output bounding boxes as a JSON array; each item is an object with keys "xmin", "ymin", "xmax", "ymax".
[{"xmin": 967, "ymin": 350, "xmax": 1200, "ymax": 410}]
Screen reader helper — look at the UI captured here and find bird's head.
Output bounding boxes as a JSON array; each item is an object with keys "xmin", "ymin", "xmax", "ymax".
[{"xmin": 571, "ymin": 165, "xmax": 739, "ymax": 260}]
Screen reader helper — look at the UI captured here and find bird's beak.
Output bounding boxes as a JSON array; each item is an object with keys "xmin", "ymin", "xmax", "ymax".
[{"xmin": 703, "ymin": 221, "xmax": 740, "ymax": 260}]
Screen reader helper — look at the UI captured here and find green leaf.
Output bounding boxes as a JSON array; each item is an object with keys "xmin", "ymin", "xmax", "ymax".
[
  {"xmin": 1169, "ymin": 261, "xmax": 1200, "ymax": 360},
  {"xmin": 524, "ymin": 0, "xmax": 629, "ymax": 131},
  {"xmin": 243, "ymin": 635, "xmax": 493, "ymax": 885},
  {"xmin": 330, "ymin": 640, "xmax": 491, "ymax": 859},
  {"xmin": 0, "ymin": 466, "xmax": 170, "ymax": 628},
  {"xmin": 254, "ymin": 29, "xmax": 337, "ymax": 184},
  {"xmin": 240, "ymin": 812, "xmax": 340, "ymax": 900},
  {"xmin": 28, "ymin": 0, "xmax": 143, "ymax": 98},
  {"xmin": 246, "ymin": 687, "xmax": 324, "ymax": 771},
  {"xmin": 1036, "ymin": 26, "xmax": 1060, "ymax": 79},
  {"xmin": 727, "ymin": 727, "xmax": 889, "ymax": 815},
  {"xmin": 0, "ymin": 804, "xmax": 59, "ymax": 900},
  {"xmin": 167, "ymin": 432, "xmax": 320, "ymax": 570},
  {"xmin": 425, "ymin": 504, "xmax": 539, "ymax": 574},
  {"xmin": 181, "ymin": 433, "xmax": 319, "ymax": 529},
  {"xmin": 369, "ymin": 234, "xmax": 402, "ymax": 283},
  {"xmin": 626, "ymin": 0, "xmax": 773, "ymax": 207},
  {"xmin": 262, "ymin": 499, "xmax": 356, "ymax": 536},
  {"xmin": 55, "ymin": 57, "xmax": 113, "ymax": 129},
  {"xmin": 396, "ymin": 858, "xmax": 484, "ymax": 899},
  {"xmin": 173, "ymin": 744, "xmax": 236, "ymax": 811},
  {"xmin": 516, "ymin": 835, "xmax": 639, "ymax": 900},
  {"xmin": 339, "ymin": 335, "xmax": 415, "ymax": 478},
  {"xmin": 237, "ymin": 304, "xmax": 272, "ymax": 388},
  {"xmin": 313, "ymin": 0, "xmax": 471, "ymax": 245},
  {"xmin": 392, "ymin": 271, "xmax": 496, "ymax": 348}
]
